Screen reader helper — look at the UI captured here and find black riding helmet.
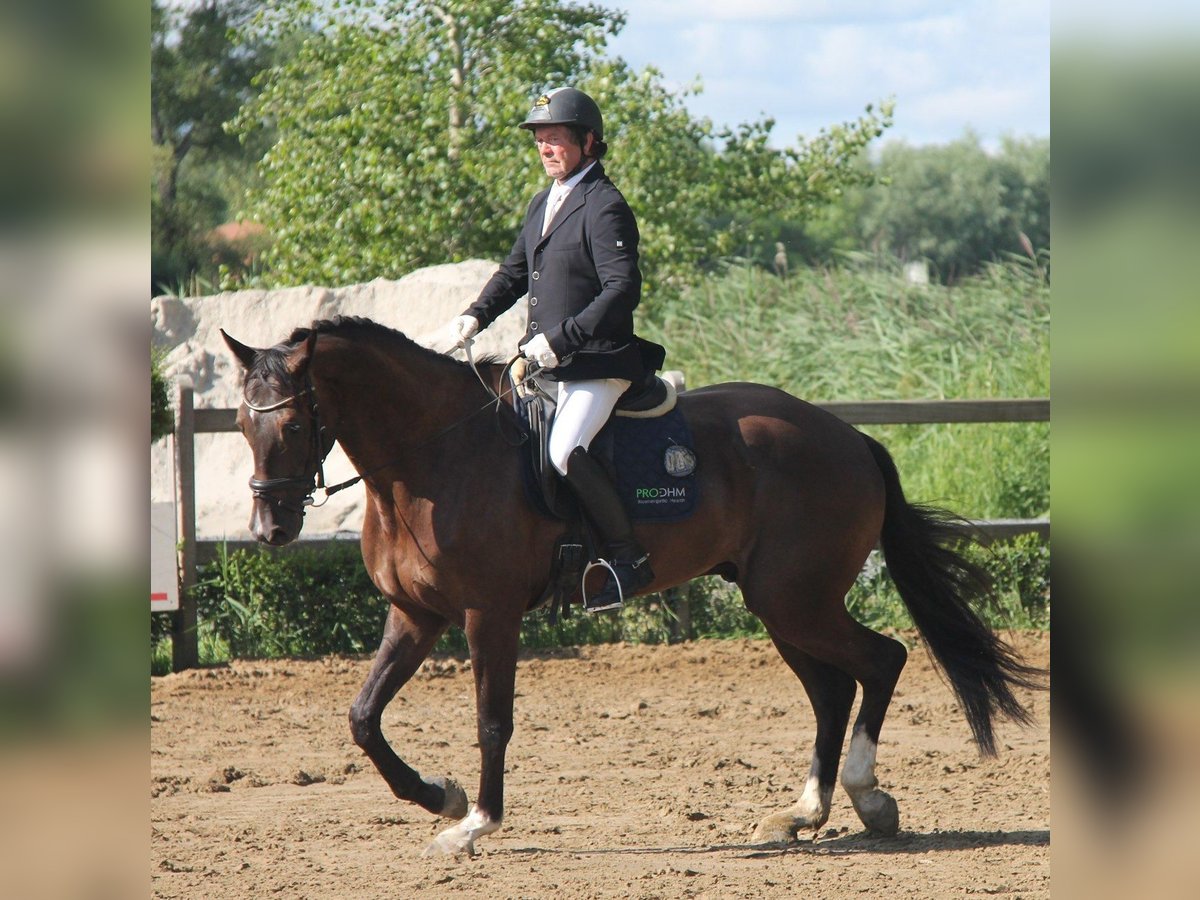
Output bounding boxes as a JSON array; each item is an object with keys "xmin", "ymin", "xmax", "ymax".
[{"xmin": 520, "ymin": 87, "xmax": 604, "ymax": 142}]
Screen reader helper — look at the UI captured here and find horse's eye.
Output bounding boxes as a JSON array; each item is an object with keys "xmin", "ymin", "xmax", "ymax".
[{"xmin": 286, "ymin": 423, "xmax": 302, "ymax": 434}]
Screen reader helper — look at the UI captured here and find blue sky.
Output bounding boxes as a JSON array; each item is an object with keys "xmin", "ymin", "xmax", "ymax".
[{"xmin": 605, "ymin": 1, "xmax": 1050, "ymax": 150}]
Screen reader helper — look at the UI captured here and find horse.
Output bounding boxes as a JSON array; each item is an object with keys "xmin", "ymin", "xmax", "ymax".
[{"xmin": 220, "ymin": 316, "xmax": 1043, "ymax": 857}]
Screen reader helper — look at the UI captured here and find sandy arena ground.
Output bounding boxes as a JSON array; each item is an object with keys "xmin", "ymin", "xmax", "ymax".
[{"xmin": 151, "ymin": 631, "xmax": 1049, "ymax": 898}]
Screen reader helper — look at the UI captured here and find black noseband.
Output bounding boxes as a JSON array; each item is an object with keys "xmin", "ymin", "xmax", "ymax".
[{"xmin": 249, "ymin": 474, "xmax": 316, "ymax": 514}]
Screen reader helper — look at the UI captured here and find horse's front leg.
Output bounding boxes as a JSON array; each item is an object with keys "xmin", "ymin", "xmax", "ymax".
[
  {"xmin": 349, "ymin": 602, "xmax": 467, "ymax": 820},
  {"xmin": 425, "ymin": 609, "xmax": 521, "ymax": 857}
]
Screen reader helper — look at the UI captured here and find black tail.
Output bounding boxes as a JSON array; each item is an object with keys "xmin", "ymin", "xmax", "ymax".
[{"xmin": 864, "ymin": 435, "xmax": 1046, "ymax": 756}]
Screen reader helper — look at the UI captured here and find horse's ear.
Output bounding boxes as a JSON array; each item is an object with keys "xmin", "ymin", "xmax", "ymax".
[
  {"xmin": 287, "ymin": 330, "xmax": 319, "ymax": 377},
  {"xmin": 221, "ymin": 329, "xmax": 259, "ymax": 370}
]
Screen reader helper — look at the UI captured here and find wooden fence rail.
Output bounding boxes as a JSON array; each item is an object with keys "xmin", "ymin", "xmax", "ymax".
[
  {"xmin": 189, "ymin": 397, "xmax": 1052, "ymax": 433},
  {"xmin": 169, "ymin": 390, "xmax": 1049, "ymax": 668}
]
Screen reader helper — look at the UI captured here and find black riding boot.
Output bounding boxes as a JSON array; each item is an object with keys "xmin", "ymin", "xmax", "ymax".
[{"xmin": 563, "ymin": 446, "xmax": 654, "ymax": 612}]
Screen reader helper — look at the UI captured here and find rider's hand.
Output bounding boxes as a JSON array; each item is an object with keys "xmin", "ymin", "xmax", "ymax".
[
  {"xmin": 450, "ymin": 315, "xmax": 480, "ymax": 346},
  {"xmin": 520, "ymin": 333, "xmax": 559, "ymax": 369}
]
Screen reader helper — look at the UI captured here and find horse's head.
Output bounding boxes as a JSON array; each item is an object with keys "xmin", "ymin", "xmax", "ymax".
[{"xmin": 222, "ymin": 328, "xmax": 325, "ymax": 546}]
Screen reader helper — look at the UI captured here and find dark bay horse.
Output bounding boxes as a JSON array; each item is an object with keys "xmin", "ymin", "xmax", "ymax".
[{"xmin": 221, "ymin": 316, "xmax": 1043, "ymax": 856}]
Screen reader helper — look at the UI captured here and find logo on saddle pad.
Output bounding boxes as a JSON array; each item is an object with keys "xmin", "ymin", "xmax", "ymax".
[
  {"xmin": 664, "ymin": 444, "xmax": 697, "ymax": 477},
  {"xmin": 635, "ymin": 486, "xmax": 689, "ymax": 507}
]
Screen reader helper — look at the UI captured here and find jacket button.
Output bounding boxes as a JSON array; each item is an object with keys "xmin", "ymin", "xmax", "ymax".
[
  {"xmin": 530, "ymin": 321, "xmax": 539, "ymax": 330},
  {"xmin": 532, "ymin": 271, "xmax": 540, "ymax": 280},
  {"xmin": 530, "ymin": 297, "xmax": 538, "ymax": 306}
]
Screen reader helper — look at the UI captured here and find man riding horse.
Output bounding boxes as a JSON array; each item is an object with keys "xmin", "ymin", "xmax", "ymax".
[
  {"xmin": 447, "ymin": 87, "xmax": 665, "ymax": 613},
  {"xmin": 223, "ymin": 87, "xmax": 1044, "ymax": 859}
]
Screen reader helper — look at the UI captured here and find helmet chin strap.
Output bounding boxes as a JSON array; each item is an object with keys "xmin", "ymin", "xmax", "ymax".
[
  {"xmin": 560, "ymin": 131, "xmax": 597, "ymax": 180},
  {"xmin": 562, "ymin": 147, "xmax": 596, "ymax": 182},
  {"xmin": 562, "ymin": 160, "xmax": 588, "ymax": 181}
]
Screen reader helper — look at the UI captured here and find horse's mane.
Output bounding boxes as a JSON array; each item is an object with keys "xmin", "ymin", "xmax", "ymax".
[{"xmin": 251, "ymin": 315, "xmax": 503, "ymax": 384}]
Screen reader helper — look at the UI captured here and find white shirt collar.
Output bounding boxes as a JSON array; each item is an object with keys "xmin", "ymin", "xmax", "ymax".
[{"xmin": 550, "ymin": 160, "xmax": 596, "ymax": 199}]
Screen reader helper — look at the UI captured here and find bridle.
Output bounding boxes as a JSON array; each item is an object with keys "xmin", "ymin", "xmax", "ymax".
[{"xmin": 244, "ymin": 374, "xmax": 332, "ymax": 513}]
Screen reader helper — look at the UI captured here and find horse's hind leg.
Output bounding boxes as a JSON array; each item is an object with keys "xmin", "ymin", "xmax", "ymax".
[
  {"xmin": 349, "ymin": 602, "xmax": 467, "ymax": 820},
  {"xmin": 749, "ymin": 582, "xmax": 908, "ymax": 836},
  {"xmin": 751, "ymin": 630, "xmax": 856, "ymax": 843}
]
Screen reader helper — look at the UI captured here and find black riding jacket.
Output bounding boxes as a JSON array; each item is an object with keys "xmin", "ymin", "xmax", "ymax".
[{"xmin": 464, "ymin": 163, "xmax": 663, "ymax": 382}]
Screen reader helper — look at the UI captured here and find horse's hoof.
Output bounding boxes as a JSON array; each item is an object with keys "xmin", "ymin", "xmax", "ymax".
[
  {"xmin": 422, "ymin": 805, "xmax": 499, "ymax": 857},
  {"xmin": 422, "ymin": 831, "xmax": 476, "ymax": 858},
  {"xmin": 425, "ymin": 776, "xmax": 469, "ymax": 820},
  {"xmin": 854, "ymin": 790, "xmax": 900, "ymax": 836},
  {"xmin": 751, "ymin": 814, "xmax": 799, "ymax": 845}
]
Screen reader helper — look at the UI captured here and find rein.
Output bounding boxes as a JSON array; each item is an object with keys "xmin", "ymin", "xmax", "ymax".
[{"xmin": 245, "ymin": 354, "xmax": 533, "ymax": 511}]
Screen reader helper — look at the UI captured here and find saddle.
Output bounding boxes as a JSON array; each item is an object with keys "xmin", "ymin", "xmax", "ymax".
[{"xmin": 508, "ymin": 361, "xmax": 697, "ymax": 621}]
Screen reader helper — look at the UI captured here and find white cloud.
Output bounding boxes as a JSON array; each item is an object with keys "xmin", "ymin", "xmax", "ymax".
[
  {"xmin": 912, "ymin": 85, "xmax": 1027, "ymax": 122},
  {"xmin": 805, "ymin": 24, "xmax": 941, "ymax": 97},
  {"xmin": 899, "ymin": 14, "xmax": 967, "ymax": 42},
  {"xmin": 671, "ymin": 22, "xmax": 782, "ymax": 79},
  {"xmin": 904, "ymin": 81, "xmax": 1046, "ymax": 140},
  {"xmin": 613, "ymin": 1, "xmax": 955, "ymax": 25},
  {"xmin": 605, "ymin": 3, "xmax": 1049, "ymax": 145}
]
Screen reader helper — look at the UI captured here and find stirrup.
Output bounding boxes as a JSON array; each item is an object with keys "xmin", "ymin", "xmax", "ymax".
[
  {"xmin": 581, "ymin": 555, "xmax": 650, "ymax": 613},
  {"xmin": 582, "ymin": 559, "xmax": 624, "ymax": 612}
]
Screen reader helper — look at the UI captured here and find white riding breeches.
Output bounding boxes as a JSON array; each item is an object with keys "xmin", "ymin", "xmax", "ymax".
[{"xmin": 547, "ymin": 377, "xmax": 631, "ymax": 476}]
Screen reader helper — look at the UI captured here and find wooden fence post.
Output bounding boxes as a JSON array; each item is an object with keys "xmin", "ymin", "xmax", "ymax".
[
  {"xmin": 666, "ymin": 586, "xmax": 692, "ymax": 643},
  {"xmin": 675, "ymin": 588, "xmax": 691, "ymax": 643},
  {"xmin": 172, "ymin": 382, "xmax": 199, "ymax": 671}
]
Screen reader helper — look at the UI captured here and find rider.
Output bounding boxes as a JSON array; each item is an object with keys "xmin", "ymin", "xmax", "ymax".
[{"xmin": 447, "ymin": 87, "xmax": 664, "ymax": 613}]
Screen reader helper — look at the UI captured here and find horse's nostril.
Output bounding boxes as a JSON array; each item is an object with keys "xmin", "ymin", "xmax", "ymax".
[{"xmin": 251, "ymin": 518, "xmax": 292, "ymax": 546}]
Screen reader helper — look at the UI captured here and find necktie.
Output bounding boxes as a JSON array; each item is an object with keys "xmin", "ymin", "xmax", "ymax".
[{"xmin": 542, "ymin": 188, "xmax": 566, "ymax": 235}]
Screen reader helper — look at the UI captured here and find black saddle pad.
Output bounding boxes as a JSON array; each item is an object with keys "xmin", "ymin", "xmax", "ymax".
[
  {"xmin": 517, "ymin": 396, "xmax": 699, "ymax": 523},
  {"xmin": 594, "ymin": 405, "xmax": 698, "ymax": 522}
]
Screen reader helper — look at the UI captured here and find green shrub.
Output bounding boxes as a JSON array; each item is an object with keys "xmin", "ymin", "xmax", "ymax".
[
  {"xmin": 153, "ymin": 529, "xmax": 1046, "ymax": 671},
  {"xmin": 844, "ymin": 533, "xmax": 1050, "ymax": 633},
  {"xmin": 191, "ymin": 542, "xmax": 389, "ymax": 660},
  {"xmin": 965, "ymin": 533, "xmax": 1051, "ymax": 628},
  {"xmin": 853, "ymin": 135, "xmax": 1049, "ymax": 282},
  {"xmin": 151, "ymin": 639, "xmax": 173, "ymax": 677}
]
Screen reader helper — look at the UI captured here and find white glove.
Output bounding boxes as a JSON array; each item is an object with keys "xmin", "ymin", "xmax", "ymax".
[
  {"xmin": 450, "ymin": 315, "xmax": 480, "ymax": 346},
  {"xmin": 521, "ymin": 333, "xmax": 559, "ymax": 369}
]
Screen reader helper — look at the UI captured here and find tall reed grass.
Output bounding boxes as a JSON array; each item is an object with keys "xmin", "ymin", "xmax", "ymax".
[{"xmin": 642, "ymin": 257, "xmax": 1049, "ymax": 519}]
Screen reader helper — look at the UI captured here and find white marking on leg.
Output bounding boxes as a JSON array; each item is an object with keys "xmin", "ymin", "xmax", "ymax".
[
  {"xmin": 423, "ymin": 804, "xmax": 501, "ymax": 857},
  {"xmin": 751, "ymin": 752, "xmax": 832, "ymax": 842},
  {"xmin": 792, "ymin": 751, "xmax": 833, "ymax": 826},
  {"xmin": 841, "ymin": 729, "xmax": 899, "ymax": 833},
  {"xmin": 795, "ymin": 772, "xmax": 834, "ymax": 823},
  {"xmin": 841, "ymin": 729, "xmax": 879, "ymax": 799}
]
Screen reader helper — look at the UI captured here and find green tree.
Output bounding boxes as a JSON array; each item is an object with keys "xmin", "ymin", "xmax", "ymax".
[
  {"xmin": 232, "ymin": 0, "xmax": 890, "ymax": 300},
  {"xmin": 855, "ymin": 133, "xmax": 1049, "ymax": 281},
  {"xmin": 152, "ymin": 0, "xmax": 270, "ymax": 292}
]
